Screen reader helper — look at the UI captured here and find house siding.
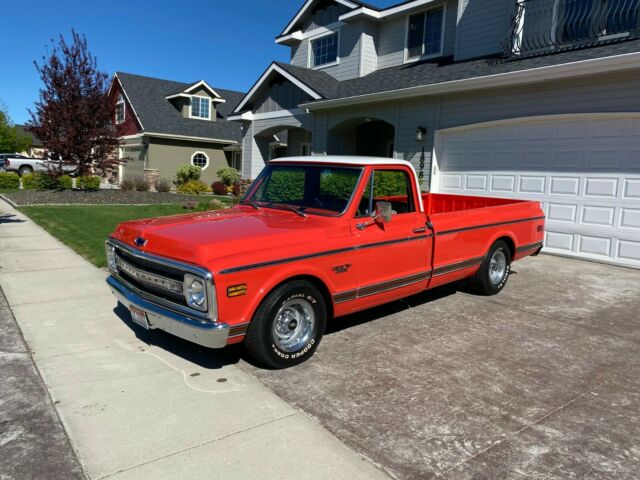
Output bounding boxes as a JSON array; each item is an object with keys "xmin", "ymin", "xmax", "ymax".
[
  {"xmin": 360, "ymin": 21, "xmax": 378, "ymax": 76},
  {"xmin": 455, "ymin": 0, "xmax": 514, "ymax": 61},
  {"xmin": 377, "ymin": 0, "xmax": 458, "ymax": 70},
  {"xmin": 146, "ymin": 137, "xmax": 232, "ymax": 185},
  {"xmin": 255, "ymin": 81, "xmax": 311, "ymax": 113},
  {"xmin": 300, "ymin": 2, "xmax": 349, "ymax": 32},
  {"xmin": 111, "ymin": 80, "xmax": 141, "ymax": 137},
  {"xmin": 291, "ymin": 22, "xmax": 365, "ymax": 81}
]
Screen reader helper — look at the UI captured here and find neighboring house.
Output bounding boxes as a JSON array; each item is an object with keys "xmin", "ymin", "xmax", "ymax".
[
  {"xmin": 230, "ymin": 0, "xmax": 640, "ymax": 269},
  {"xmin": 109, "ymin": 72, "xmax": 245, "ymax": 185},
  {"xmin": 15, "ymin": 124, "xmax": 44, "ymax": 158}
]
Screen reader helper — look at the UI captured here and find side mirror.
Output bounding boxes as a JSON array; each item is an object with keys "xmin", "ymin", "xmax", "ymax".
[{"xmin": 374, "ymin": 201, "xmax": 393, "ymax": 225}]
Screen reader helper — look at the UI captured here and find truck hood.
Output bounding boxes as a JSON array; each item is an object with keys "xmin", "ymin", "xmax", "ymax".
[{"xmin": 110, "ymin": 206, "xmax": 341, "ymax": 269}]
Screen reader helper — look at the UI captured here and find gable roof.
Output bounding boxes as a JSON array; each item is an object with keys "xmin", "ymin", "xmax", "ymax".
[
  {"xmin": 231, "ymin": 62, "xmax": 339, "ymax": 115},
  {"xmin": 114, "ymin": 72, "xmax": 244, "ymax": 143},
  {"xmin": 279, "ymin": 0, "xmax": 366, "ymax": 37}
]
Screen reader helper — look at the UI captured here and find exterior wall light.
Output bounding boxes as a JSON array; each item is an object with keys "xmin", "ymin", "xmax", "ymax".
[{"xmin": 415, "ymin": 126, "xmax": 426, "ymax": 142}]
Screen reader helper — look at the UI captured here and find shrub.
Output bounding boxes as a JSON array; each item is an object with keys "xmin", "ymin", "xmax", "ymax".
[
  {"xmin": 216, "ymin": 167, "xmax": 240, "ymax": 186},
  {"xmin": 211, "ymin": 181, "xmax": 227, "ymax": 195},
  {"xmin": 175, "ymin": 164, "xmax": 201, "ymax": 186},
  {"xmin": 57, "ymin": 175, "xmax": 73, "ymax": 190},
  {"xmin": 120, "ymin": 177, "xmax": 135, "ymax": 191},
  {"xmin": 77, "ymin": 175, "xmax": 101, "ymax": 190},
  {"xmin": 133, "ymin": 177, "xmax": 150, "ymax": 192},
  {"xmin": 157, "ymin": 178, "xmax": 172, "ymax": 193},
  {"xmin": 177, "ymin": 180, "xmax": 210, "ymax": 195},
  {"xmin": 21, "ymin": 173, "xmax": 44, "ymax": 190},
  {"xmin": 0, "ymin": 172, "xmax": 20, "ymax": 189}
]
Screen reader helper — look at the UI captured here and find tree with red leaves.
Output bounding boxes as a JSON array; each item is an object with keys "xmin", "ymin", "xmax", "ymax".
[{"xmin": 28, "ymin": 31, "xmax": 119, "ymax": 177}]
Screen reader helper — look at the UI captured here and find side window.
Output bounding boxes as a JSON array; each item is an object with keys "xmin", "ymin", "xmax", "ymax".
[{"xmin": 356, "ymin": 169, "xmax": 414, "ymax": 217}]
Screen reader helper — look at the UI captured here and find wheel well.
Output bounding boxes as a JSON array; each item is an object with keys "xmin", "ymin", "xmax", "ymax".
[
  {"xmin": 495, "ymin": 236, "xmax": 515, "ymax": 260},
  {"xmin": 267, "ymin": 275, "xmax": 334, "ymax": 319}
]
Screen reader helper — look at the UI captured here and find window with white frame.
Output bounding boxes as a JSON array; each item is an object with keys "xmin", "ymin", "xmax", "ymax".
[
  {"xmin": 406, "ymin": 6, "xmax": 445, "ymax": 61},
  {"xmin": 310, "ymin": 32, "xmax": 339, "ymax": 68},
  {"xmin": 115, "ymin": 94, "xmax": 125, "ymax": 124},
  {"xmin": 191, "ymin": 96, "xmax": 210, "ymax": 119},
  {"xmin": 191, "ymin": 151, "xmax": 209, "ymax": 169}
]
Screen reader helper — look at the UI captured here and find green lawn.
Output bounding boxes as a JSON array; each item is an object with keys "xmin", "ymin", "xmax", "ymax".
[{"xmin": 20, "ymin": 204, "xmax": 190, "ymax": 267}]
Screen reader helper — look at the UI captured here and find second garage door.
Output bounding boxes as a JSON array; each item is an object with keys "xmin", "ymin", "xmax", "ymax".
[{"xmin": 432, "ymin": 114, "xmax": 640, "ymax": 269}]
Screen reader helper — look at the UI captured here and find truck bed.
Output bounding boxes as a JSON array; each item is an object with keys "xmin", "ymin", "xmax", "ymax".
[{"xmin": 422, "ymin": 193, "xmax": 527, "ymax": 215}]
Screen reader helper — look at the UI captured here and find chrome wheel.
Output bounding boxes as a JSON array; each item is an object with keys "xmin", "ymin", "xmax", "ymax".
[
  {"xmin": 489, "ymin": 249, "xmax": 507, "ymax": 285},
  {"xmin": 272, "ymin": 298, "xmax": 315, "ymax": 353}
]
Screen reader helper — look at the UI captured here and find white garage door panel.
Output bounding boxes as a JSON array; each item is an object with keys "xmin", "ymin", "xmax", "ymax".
[{"xmin": 434, "ymin": 115, "xmax": 640, "ymax": 268}]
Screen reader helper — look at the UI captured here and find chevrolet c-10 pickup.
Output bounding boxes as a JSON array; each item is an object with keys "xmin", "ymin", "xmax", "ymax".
[{"xmin": 106, "ymin": 157, "xmax": 544, "ymax": 368}]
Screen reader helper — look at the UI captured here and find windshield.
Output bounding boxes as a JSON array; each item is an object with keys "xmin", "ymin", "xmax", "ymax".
[{"xmin": 245, "ymin": 164, "xmax": 363, "ymax": 216}]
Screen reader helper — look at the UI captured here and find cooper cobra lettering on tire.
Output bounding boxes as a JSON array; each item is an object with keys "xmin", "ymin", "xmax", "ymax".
[
  {"xmin": 470, "ymin": 240, "xmax": 512, "ymax": 295},
  {"xmin": 245, "ymin": 280, "xmax": 326, "ymax": 369}
]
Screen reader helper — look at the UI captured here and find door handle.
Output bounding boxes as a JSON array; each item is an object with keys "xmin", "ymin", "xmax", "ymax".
[{"xmin": 413, "ymin": 226, "xmax": 428, "ymax": 234}]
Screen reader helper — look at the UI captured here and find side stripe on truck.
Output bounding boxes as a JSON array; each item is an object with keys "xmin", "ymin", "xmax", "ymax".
[{"xmin": 333, "ymin": 271, "xmax": 432, "ymax": 304}]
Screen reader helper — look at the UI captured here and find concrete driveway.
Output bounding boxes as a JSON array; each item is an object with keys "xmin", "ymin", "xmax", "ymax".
[{"xmin": 240, "ymin": 255, "xmax": 640, "ymax": 479}]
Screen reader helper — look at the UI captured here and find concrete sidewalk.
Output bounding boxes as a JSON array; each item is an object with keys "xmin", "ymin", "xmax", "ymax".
[{"xmin": 0, "ymin": 203, "xmax": 389, "ymax": 480}]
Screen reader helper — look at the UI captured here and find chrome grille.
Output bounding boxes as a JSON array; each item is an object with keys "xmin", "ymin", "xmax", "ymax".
[{"xmin": 108, "ymin": 241, "xmax": 215, "ymax": 319}]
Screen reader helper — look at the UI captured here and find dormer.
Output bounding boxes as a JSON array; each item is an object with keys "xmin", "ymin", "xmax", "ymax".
[{"xmin": 165, "ymin": 80, "xmax": 226, "ymax": 121}]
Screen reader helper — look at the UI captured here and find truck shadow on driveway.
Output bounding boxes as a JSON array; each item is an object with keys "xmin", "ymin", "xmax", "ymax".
[{"xmin": 112, "ymin": 276, "xmax": 505, "ymax": 370}]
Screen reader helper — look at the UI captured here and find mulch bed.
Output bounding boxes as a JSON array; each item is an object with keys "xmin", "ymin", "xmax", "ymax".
[{"xmin": 2, "ymin": 189, "xmax": 215, "ymax": 206}]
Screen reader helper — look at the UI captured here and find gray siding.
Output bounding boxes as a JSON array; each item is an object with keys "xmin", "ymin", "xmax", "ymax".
[
  {"xmin": 291, "ymin": 22, "xmax": 365, "ymax": 81},
  {"xmin": 377, "ymin": 0, "xmax": 458, "ymax": 70},
  {"xmin": 287, "ymin": 127, "xmax": 312, "ymax": 156},
  {"xmin": 301, "ymin": 2, "xmax": 349, "ymax": 32},
  {"xmin": 455, "ymin": 0, "xmax": 514, "ymax": 61},
  {"xmin": 360, "ymin": 22, "xmax": 378, "ymax": 76},
  {"xmin": 254, "ymin": 81, "xmax": 311, "ymax": 113}
]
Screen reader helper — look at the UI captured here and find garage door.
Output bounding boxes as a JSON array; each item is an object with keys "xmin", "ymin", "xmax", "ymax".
[{"xmin": 432, "ymin": 115, "xmax": 640, "ymax": 268}]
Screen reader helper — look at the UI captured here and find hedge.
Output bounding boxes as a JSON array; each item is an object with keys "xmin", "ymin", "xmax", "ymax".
[{"xmin": 0, "ymin": 172, "xmax": 20, "ymax": 189}]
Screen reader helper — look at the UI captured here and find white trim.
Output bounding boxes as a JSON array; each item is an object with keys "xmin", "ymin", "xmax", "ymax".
[
  {"xmin": 280, "ymin": 0, "xmax": 359, "ymax": 37},
  {"xmin": 166, "ymin": 92, "xmax": 226, "ymax": 103},
  {"xmin": 143, "ymin": 132, "xmax": 237, "ymax": 144},
  {"xmin": 111, "ymin": 74, "xmax": 144, "ymax": 130},
  {"xmin": 184, "ymin": 80, "xmax": 222, "ymax": 99},
  {"xmin": 228, "ymin": 107, "xmax": 310, "ymax": 123},
  {"xmin": 189, "ymin": 95, "xmax": 212, "ymax": 120},
  {"xmin": 191, "ymin": 151, "xmax": 210, "ymax": 171},
  {"xmin": 115, "ymin": 94, "xmax": 126, "ymax": 124},
  {"xmin": 276, "ymin": 21, "xmax": 345, "ymax": 44},
  {"xmin": 302, "ymin": 51, "xmax": 640, "ymax": 110},
  {"xmin": 233, "ymin": 63, "xmax": 323, "ymax": 114},
  {"xmin": 339, "ymin": 0, "xmax": 438, "ymax": 22},
  {"xmin": 308, "ymin": 29, "xmax": 341, "ymax": 69},
  {"xmin": 403, "ymin": 3, "xmax": 446, "ymax": 64},
  {"xmin": 119, "ymin": 134, "xmax": 144, "ymax": 140}
]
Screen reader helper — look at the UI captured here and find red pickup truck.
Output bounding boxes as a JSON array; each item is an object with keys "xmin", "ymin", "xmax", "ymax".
[{"xmin": 106, "ymin": 157, "xmax": 544, "ymax": 368}]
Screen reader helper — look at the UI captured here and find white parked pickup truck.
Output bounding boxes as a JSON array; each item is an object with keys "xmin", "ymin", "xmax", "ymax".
[{"xmin": 1, "ymin": 154, "xmax": 76, "ymax": 176}]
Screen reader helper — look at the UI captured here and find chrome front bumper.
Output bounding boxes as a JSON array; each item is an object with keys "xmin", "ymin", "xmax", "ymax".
[{"xmin": 107, "ymin": 275, "xmax": 230, "ymax": 348}]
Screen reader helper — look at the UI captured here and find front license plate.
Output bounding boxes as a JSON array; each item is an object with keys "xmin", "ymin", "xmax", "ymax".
[{"xmin": 130, "ymin": 305, "xmax": 149, "ymax": 329}]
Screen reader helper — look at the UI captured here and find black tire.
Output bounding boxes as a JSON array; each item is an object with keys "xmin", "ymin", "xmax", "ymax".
[
  {"xmin": 470, "ymin": 240, "xmax": 511, "ymax": 295},
  {"xmin": 245, "ymin": 280, "xmax": 327, "ymax": 369},
  {"xmin": 18, "ymin": 165, "xmax": 33, "ymax": 177}
]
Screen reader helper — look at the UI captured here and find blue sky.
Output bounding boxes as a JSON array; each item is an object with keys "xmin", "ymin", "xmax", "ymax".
[{"xmin": 3, "ymin": 0, "xmax": 398, "ymax": 124}]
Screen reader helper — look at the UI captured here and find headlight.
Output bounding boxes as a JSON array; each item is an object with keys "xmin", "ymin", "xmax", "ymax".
[
  {"xmin": 105, "ymin": 242, "xmax": 117, "ymax": 273},
  {"xmin": 184, "ymin": 274, "xmax": 208, "ymax": 311}
]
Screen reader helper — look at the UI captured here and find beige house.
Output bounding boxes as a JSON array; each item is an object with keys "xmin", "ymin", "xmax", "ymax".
[{"xmin": 109, "ymin": 72, "xmax": 245, "ymax": 186}]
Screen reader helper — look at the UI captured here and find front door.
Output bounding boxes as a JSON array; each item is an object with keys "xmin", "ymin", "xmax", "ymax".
[{"xmin": 351, "ymin": 167, "xmax": 431, "ymax": 310}]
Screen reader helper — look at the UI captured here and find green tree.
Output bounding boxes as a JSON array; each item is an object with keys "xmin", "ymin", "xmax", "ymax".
[{"xmin": 0, "ymin": 102, "xmax": 31, "ymax": 153}]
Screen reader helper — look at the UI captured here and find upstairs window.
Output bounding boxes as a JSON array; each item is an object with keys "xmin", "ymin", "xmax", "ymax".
[
  {"xmin": 115, "ymin": 94, "xmax": 125, "ymax": 124},
  {"xmin": 406, "ymin": 6, "xmax": 445, "ymax": 61},
  {"xmin": 191, "ymin": 96, "xmax": 210, "ymax": 119},
  {"xmin": 310, "ymin": 32, "xmax": 339, "ymax": 68}
]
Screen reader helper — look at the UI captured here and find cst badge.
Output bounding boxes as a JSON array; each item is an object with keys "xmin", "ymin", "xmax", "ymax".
[{"xmin": 331, "ymin": 264, "xmax": 352, "ymax": 274}]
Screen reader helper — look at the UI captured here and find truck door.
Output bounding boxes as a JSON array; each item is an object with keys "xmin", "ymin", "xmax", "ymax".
[{"xmin": 350, "ymin": 167, "xmax": 431, "ymax": 310}]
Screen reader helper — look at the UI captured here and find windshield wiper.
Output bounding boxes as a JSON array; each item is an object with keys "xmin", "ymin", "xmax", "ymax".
[
  {"xmin": 269, "ymin": 203, "xmax": 307, "ymax": 217},
  {"xmin": 240, "ymin": 200, "xmax": 261, "ymax": 210}
]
